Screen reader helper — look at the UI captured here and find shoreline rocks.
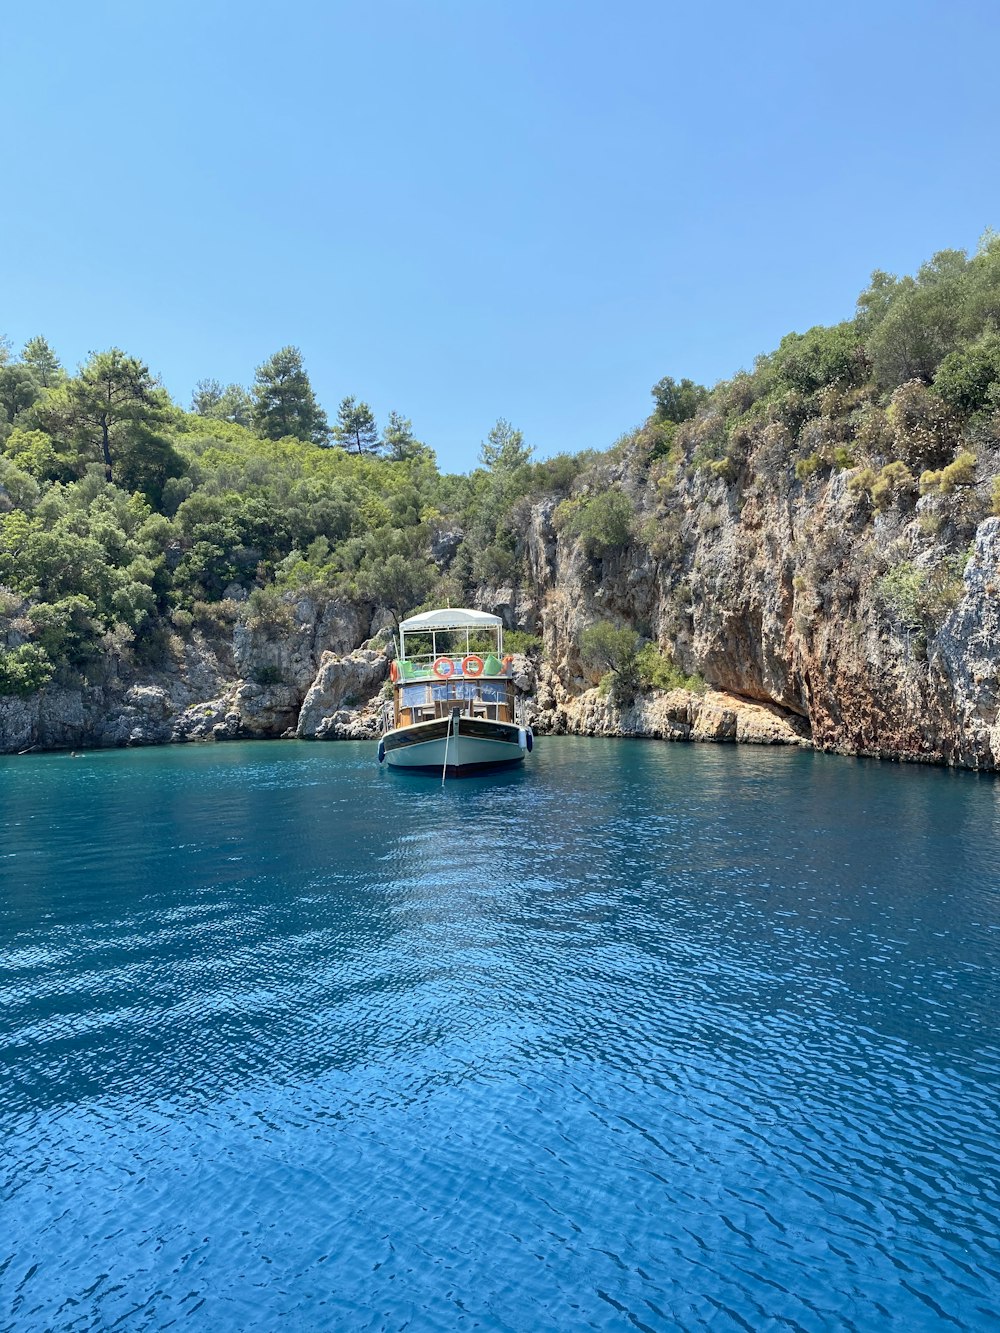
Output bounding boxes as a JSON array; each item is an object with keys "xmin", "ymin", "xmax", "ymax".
[{"xmin": 3, "ymin": 503, "xmax": 999, "ymax": 772}]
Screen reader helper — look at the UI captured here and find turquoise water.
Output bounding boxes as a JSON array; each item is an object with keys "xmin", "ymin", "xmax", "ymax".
[{"xmin": 1, "ymin": 738, "xmax": 999, "ymax": 1332}]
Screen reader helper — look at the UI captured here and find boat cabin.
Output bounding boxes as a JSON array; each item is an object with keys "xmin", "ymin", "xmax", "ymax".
[{"xmin": 390, "ymin": 609, "xmax": 516, "ymax": 728}]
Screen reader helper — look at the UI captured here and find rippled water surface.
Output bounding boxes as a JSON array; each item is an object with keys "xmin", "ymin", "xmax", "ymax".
[{"xmin": 2, "ymin": 739, "xmax": 999, "ymax": 1331}]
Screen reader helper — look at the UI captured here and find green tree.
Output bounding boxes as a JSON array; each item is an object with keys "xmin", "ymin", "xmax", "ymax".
[
  {"xmin": 862, "ymin": 250, "xmax": 969, "ymax": 390},
  {"xmin": 651, "ymin": 376, "xmax": 708, "ymax": 423},
  {"xmin": 20, "ymin": 336, "xmax": 63, "ymax": 387},
  {"xmin": 559, "ymin": 488, "xmax": 634, "ymax": 556},
  {"xmin": 26, "ymin": 594, "xmax": 97, "ymax": 664},
  {"xmin": 856, "ymin": 268, "xmax": 904, "ymax": 335},
  {"xmin": 447, "ymin": 419, "xmax": 535, "ymax": 589},
  {"xmin": 479, "ymin": 418, "xmax": 532, "ymax": 471},
  {"xmin": 115, "ymin": 425, "xmax": 186, "ymax": 506},
  {"xmin": 0, "ymin": 643, "xmax": 54, "ymax": 697},
  {"xmin": 63, "ymin": 348, "xmax": 169, "ymax": 484},
  {"xmin": 358, "ymin": 551, "xmax": 436, "ymax": 627},
  {"xmin": 2, "ymin": 427, "xmax": 62, "ymax": 481},
  {"xmin": 333, "ymin": 396, "xmax": 379, "ymax": 455},
  {"xmin": 0, "ymin": 364, "xmax": 41, "ymax": 425},
  {"xmin": 933, "ymin": 332, "xmax": 1000, "ymax": 415},
  {"xmin": 769, "ymin": 324, "xmax": 864, "ymax": 394},
  {"xmin": 382, "ymin": 410, "xmax": 424, "ymax": 461},
  {"xmin": 579, "ymin": 621, "xmax": 642, "ymax": 707},
  {"xmin": 191, "ymin": 378, "xmax": 223, "ymax": 415},
  {"xmin": 191, "ymin": 378, "xmax": 253, "ymax": 425},
  {"xmin": 251, "ymin": 347, "xmax": 329, "ymax": 443}
]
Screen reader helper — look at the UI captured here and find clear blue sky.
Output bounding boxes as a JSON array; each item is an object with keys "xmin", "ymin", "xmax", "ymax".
[{"xmin": 2, "ymin": 0, "xmax": 998, "ymax": 473}]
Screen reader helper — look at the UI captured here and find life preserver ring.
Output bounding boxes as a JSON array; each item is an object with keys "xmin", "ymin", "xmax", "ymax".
[
  {"xmin": 462, "ymin": 654, "xmax": 485, "ymax": 677},
  {"xmin": 433, "ymin": 657, "xmax": 454, "ymax": 678},
  {"xmin": 389, "ymin": 661, "xmax": 399, "ymax": 683}
]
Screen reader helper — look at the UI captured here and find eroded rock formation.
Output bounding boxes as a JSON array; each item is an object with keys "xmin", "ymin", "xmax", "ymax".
[{"xmin": 3, "ymin": 462, "xmax": 999, "ymax": 768}]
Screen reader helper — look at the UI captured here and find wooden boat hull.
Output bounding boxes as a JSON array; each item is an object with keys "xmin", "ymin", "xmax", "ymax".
[{"xmin": 380, "ymin": 716, "xmax": 529, "ymax": 775}]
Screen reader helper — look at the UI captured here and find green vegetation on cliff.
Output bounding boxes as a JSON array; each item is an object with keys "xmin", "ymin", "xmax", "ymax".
[
  {"xmin": 3, "ymin": 232, "xmax": 1000, "ymax": 698},
  {"xmin": 0, "ymin": 340, "xmax": 589, "ymax": 692}
]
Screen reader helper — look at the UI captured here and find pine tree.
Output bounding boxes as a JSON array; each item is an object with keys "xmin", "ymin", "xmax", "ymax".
[
  {"xmin": 20, "ymin": 336, "xmax": 63, "ymax": 387},
  {"xmin": 191, "ymin": 378, "xmax": 224, "ymax": 415},
  {"xmin": 192, "ymin": 378, "xmax": 253, "ymax": 425},
  {"xmin": 65, "ymin": 348, "xmax": 170, "ymax": 484},
  {"xmin": 382, "ymin": 410, "xmax": 422, "ymax": 461},
  {"xmin": 251, "ymin": 346, "xmax": 329, "ymax": 444},
  {"xmin": 479, "ymin": 418, "xmax": 532, "ymax": 471},
  {"xmin": 332, "ymin": 396, "xmax": 379, "ymax": 456}
]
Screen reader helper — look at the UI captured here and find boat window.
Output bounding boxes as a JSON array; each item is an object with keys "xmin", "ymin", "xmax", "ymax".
[
  {"xmin": 430, "ymin": 682, "xmax": 480, "ymax": 701},
  {"xmin": 401, "ymin": 681, "xmax": 510, "ymax": 706}
]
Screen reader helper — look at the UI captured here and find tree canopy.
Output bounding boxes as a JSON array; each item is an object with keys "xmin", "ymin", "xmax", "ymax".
[
  {"xmin": 651, "ymin": 376, "xmax": 708, "ymax": 424},
  {"xmin": 252, "ymin": 347, "xmax": 329, "ymax": 444},
  {"xmin": 333, "ymin": 396, "xmax": 379, "ymax": 456}
]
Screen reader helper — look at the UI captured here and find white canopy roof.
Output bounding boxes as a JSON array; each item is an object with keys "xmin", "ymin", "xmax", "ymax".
[{"xmin": 399, "ymin": 608, "xmax": 502, "ymax": 632}]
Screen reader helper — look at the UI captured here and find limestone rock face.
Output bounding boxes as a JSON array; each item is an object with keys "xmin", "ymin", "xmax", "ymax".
[
  {"xmin": 233, "ymin": 597, "xmax": 369, "ymax": 692},
  {"xmin": 296, "ymin": 649, "xmax": 389, "ymax": 739},
  {"xmin": 512, "ymin": 437, "xmax": 999, "ymax": 770},
  {"xmin": 930, "ymin": 518, "xmax": 1000, "ymax": 769},
  {"xmin": 530, "ymin": 685, "xmax": 806, "ymax": 747},
  {"xmin": 0, "ymin": 682, "xmax": 182, "ymax": 751},
  {"xmin": 0, "ymin": 595, "xmax": 377, "ymax": 754}
]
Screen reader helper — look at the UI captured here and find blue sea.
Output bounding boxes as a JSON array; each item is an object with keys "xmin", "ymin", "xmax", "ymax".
[{"xmin": 1, "ymin": 738, "xmax": 999, "ymax": 1332}]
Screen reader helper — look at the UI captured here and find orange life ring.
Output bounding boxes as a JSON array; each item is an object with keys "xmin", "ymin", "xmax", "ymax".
[
  {"xmin": 462, "ymin": 654, "xmax": 485, "ymax": 677},
  {"xmin": 389, "ymin": 661, "xmax": 399, "ymax": 683},
  {"xmin": 433, "ymin": 656, "xmax": 454, "ymax": 678}
]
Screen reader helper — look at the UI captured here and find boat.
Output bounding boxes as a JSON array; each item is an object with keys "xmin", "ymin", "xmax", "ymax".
[{"xmin": 377, "ymin": 608, "xmax": 533, "ymax": 776}]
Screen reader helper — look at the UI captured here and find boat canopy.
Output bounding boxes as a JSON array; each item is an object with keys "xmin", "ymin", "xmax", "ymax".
[
  {"xmin": 399, "ymin": 608, "xmax": 502, "ymax": 632},
  {"xmin": 398, "ymin": 607, "xmax": 504, "ymax": 663}
]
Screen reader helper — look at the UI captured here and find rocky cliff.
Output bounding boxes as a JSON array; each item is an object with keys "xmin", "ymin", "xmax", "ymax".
[
  {"xmin": 3, "ymin": 433, "xmax": 999, "ymax": 768},
  {"xmin": 503, "ymin": 416, "xmax": 1000, "ymax": 771},
  {"xmin": 0, "ymin": 595, "xmax": 391, "ymax": 753}
]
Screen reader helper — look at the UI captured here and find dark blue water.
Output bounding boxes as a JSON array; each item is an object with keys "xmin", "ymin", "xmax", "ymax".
[{"xmin": 1, "ymin": 739, "xmax": 999, "ymax": 1332}]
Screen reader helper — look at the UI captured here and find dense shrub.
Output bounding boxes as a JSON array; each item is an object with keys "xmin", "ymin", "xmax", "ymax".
[
  {"xmin": 769, "ymin": 323, "xmax": 866, "ymax": 395},
  {"xmin": 871, "ymin": 461, "xmax": 917, "ymax": 511},
  {"xmin": 933, "ymin": 333, "xmax": 1000, "ymax": 416},
  {"xmin": 558, "ymin": 488, "xmax": 635, "ymax": 556},
  {"xmin": 877, "ymin": 555, "xmax": 967, "ymax": 634},
  {"xmin": 579, "ymin": 621, "xmax": 641, "ymax": 707},
  {"xmin": 503, "ymin": 630, "xmax": 542, "ymax": 654},
  {"xmin": 919, "ymin": 451, "xmax": 977, "ymax": 496},
  {"xmin": 886, "ymin": 381, "xmax": 957, "ymax": 472},
  {"xmin": 0, "ymin": 643, "xmax": 53, "ymax": 696},
  {"xmin": 635, "ymin": 643, "xmax": 704, "ymax": 692}
]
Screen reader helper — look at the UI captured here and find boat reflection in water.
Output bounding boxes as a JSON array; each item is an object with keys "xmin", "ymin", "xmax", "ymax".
[{"xmin": 377, "ymin": 608, "xmax": 532, "ymax": 777}]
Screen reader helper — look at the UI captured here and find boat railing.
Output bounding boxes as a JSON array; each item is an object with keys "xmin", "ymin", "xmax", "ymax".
[
  {"xmin": 395, "ymin": 651, "xmax": 512, "ymax": 679},
  {"xmin": 380, "ymin": 699, "xmax": 393, "ymax": 733}
]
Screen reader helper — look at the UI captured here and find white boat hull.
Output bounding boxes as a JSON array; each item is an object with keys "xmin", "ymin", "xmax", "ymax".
[{"xmin": 380, "ymin": 716, "xmax": 529, "ymax": 775}]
